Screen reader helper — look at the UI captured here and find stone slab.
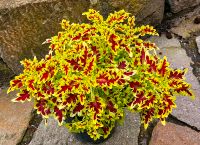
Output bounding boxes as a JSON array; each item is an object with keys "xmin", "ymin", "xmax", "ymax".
[
  {"xmin": 167, "ymin": 0, "xmax": 200, "ymax": 13},
  {"xmin": 29, "ymin": 111, "xmax": 140, "ymax": 145},
  {"xmin": 149, "ymin": 122, "xmax": 200, "ymax": 145},
  {"xmin": 149, "ymin": 34, "xmax": 200, "ymax": 129},
  {"xmin": 195, "ymin": 36, "xmax": 200, "ymax": 54},
  {"xmin": 0, "ymin": 88, "xmax": 34, "ymax": 145}
]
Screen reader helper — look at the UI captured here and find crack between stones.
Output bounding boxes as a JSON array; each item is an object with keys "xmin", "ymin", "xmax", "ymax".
[
  {"xmin": 167, "ymin": 114, "xmax": 200, "ymax": 132},
  {"xmin": 138, "ymin": 119, "xmax": 158, "ymax": 145},
  {"xmin": 17, "ymin": 110, "xmax": 43, "ymax": 145}
]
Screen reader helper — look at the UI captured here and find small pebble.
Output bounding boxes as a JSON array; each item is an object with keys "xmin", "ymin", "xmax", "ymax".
[
  {"xmin": 194, "ymin": 16, "xmax": 200, "ymax": 24},
  {"xmin": 166, "ymin": 31, "xmax": 173, "ymax": 39}
]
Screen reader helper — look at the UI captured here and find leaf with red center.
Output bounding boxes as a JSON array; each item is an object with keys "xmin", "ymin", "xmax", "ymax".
[
  {"xmin": 67, "ymin": 59, "xmax": 82, "ymax": 71},
  {"xmin": 40, "ymin": 71, "xmax": 49, "ymax": 81},
  {"xmin": 141, "ymin": 94, "xmax": 155, "ymax": 108},
  {"xmin": 118, "ymin": 79, "xmax": 125, "ymax": 85},
  {"xmin": 103, "ymin": 127, "xmax": 109, "ymax": 134},
  {"xmin": 63, "ymin": 65, "xmax": 69, "ymax": 75},
  {"xmin": 109, "ymin": 34, "xmax": 118, "ymax": 52},
  {"xmin": 96, "ymin": 74, "xmax": 109, "ymax": 86},
  {"xmin": 73, "ymin": 103, "xmax": 84, "ymax": 113},
  {"xmin": 118, "ymin": 61, "xmax": 126, "ymax": 69},
  {"xmin": 13, "ymin": 90, "xmax": 30, "ymax": 102},
  {"xmin": 63, "ymin": 94, "xmax": 78, "ymax": 105},
  {"xmin": 79, "ymin": 94, "xmax": 85, "ymax": 104},
  {"xmin": 37, "ymin": 92, "xmax": 45, "ymax": 98},
  {"xmin": 146, "ymin": 56, "xmax": 157, "ymax": 72},
  {"xmin": 54, "ymin": 106, "xmax": 63, "ymax": 123},
  {"xmin": 129, "ymin": 81, "xmax": 141, "ymax": 92},
  {"xmin": 84, "ymin": 58, "xmax": 95, "ymax": 75},
  {"xmin": 169, "ymin": 70, "xmax": 185, "ymax": 79},
  {"xmin": 36, "ymin": 63, "xmax": 46, "ymax": 72},
  {"xmin": 48, "ymin": 66, "xmax": 55, "ymax": 77},
  {"xmin": 107, "ymin": 101, "xmax": 117, "ymax": 113},
  {"xmin": 124, "ymin": 71, "xmax": 134, "ymax": 76},
  {"xmin": 89, "ymin": 97, "xmax": 102, "ymax": 114},
  {"xmin": 82, "ymin": 34, "xmax": 90, "ymax": 41},
  {"xmin": 28, "ymin": 80, "xmax": 35, "ymax": 90},
  {"xmin": 158, "ymin": 57, "xmax": 168, "ymax": 76},
  {"xmin": 50, "ymin": 44, "xmax": 55, "ymax": 50},
  {"xmin": 128, "ymin": 91, "xmax": 145, "ymax": 106},
  {"xmin": 58, "ymin": 84, "xmax": 73, "ymax": 94},
  {"xmin": 11, "ymin": 79, "xmax": 23, "ymax": 88},
  {"xmin": 42, "ymin": 82, "xmax": 54, "ymax": 95},
  {"xmin": 174, "ymin": 82, "xmax": 193, "ymax": 96},
  {"xmin": 148, "ymin": 78, "xmax": 158, "ymax": 85},
  {"xmin": 142, "ymin": 108, "xmax": 154, "ymax": 128},
  {"xmin": 72, "ymin": 33, "xmax": 81, "ymax": 41},
  {"xmin": 36, "ymin": 99, "xmax": 47, "ymax": 115},
  {"xmin": 140, "ymin": 49, "xmax": 145, "ymax": 64}
]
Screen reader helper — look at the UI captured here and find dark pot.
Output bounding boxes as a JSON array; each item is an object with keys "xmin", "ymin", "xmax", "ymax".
[
  {"xmin": 74, "ymin": 126, "xmax": 115, "ymax": 144},
  {"xmin": 65, "ymin": 116, "xmax": 115, "ymax": 144}
]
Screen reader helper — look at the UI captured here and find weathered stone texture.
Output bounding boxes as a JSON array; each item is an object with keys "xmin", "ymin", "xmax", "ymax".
[
  {"xmin": 167, "ymin": 0, "xmax": 200, "ymax": 13},
  {"xmin": 29, "ymin": 111, "xmax": 140, "ymax": 145},
  {"xmin": 0, "ymin": 88, "xmax": 34, "ymax": 145},
  {"xmin": 195, "ymin": 36, "xmax": 200, "ymax": 54},
  {"xmin": 149, "ymin": 34, "xmax": 200, "ymax": 129},
  {"xmin": 0, "ymin": 0, "xmax": 164, "ymax": 75},
  {"xmin": 149, "ymin": 122, "xmax": 200, "ymax": 145}
]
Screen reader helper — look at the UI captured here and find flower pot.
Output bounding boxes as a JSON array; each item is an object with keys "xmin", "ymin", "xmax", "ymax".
[
  {"xmin": 74, "ymin": 126, "xmax": 115, "ymax": 144},
  {"xmin": 65, "ymin": 116, "xmax": 115, "ymax": 144}
]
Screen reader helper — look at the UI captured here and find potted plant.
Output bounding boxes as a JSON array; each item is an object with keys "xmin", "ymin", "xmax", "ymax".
[{"xmin": 7, "ymin": 9, "xmax": 195, "ymax": 142}]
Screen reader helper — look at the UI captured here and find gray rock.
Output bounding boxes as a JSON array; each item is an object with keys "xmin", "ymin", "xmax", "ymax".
[
  {"xmin": 149, "ymin": 34, "xmax": 200, "ymax": 129},
  {"xmin": 0, "ymin": 88, "xmax": 34, "ymax": 145},
  {"xmin": 29, "ymin": 111, "xmax": 140, "ymax": 145},
  {"xmin": 167, "ymin": 0, "xmax": 200, "ymax": 13},
  {"xmin": 169, "ymin": 6, "xmax": 200, "ymax": 38},
  {"xmin": 0, "ymin": 0, "xmax": 164, "ymax": 75},
  {"xmin": 195, "ymin": 36, "xmax": 200, "ymax": 54}
]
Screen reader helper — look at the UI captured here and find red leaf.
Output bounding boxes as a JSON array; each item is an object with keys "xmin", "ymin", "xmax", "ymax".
[
  {"xmin": 72, "ymin": 33, "xmax": 81, "ymax": 40},
  {"xmin": 28, "ymin": 80, "xmax": 35, "ymax": 90},
  {"xmin": 107, "ymin": 101, "xmax": 117, "ymax": 113},
  {"xmin": 169, "ymin": 70, "xmax": 184, "ymax": 79},
  {"xmin": 12, "ymin": 79, "xmax": 23, "ymax": 88},
  {"xmin": 158, "ymin": 59, "xmax": 167, "ymax": 76},
  {"xmin": 109, "ymin": 34, "xmax": 118, "ymax": 51},
  {"xmin": 40, "ymin": 72, "xmax": 49, "ymax": 81},
  {"xmin": 140, "ymin": 49, "xmax": 145, "ymax": 64},
  {"xmin": 63, "ymin": 94, "xmax": 77, "ymax": 105},
  {"xmin": 16, "ymin": 90, "xmax": 30, "ymax": 101},
  {"xmin": 89, "ymin": 97, "xmax": 102, "ymax": 114},
  {"xmin": 129, "ymin": 81, "xmax": 140, "ymax": 92},
  {"xmin": 118, "ymin": 61, "xmax": 126, "ymax": 69},
  {"xmin": 73, "ymin": 103, "xmax": 84, "ymax": 113}
]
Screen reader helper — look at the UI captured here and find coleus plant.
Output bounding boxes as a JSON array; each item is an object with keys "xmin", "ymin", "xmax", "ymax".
[{"xmin": 7, "ymin": 9, "xmax": 194, "ymax": 140}]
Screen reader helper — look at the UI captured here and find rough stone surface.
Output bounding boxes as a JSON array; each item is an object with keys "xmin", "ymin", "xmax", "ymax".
[
  {"xmin": 0, "ymin": 0, "xmax": 164, "ymax": 75},
  {"xmin": 170, "ymin": 7, "xmax": 200, "ymax": 38},
  {"xmin": 149, "ymin": 34, "xmax": 200, "ymax": 129},
  {"xmin": 0, "ymin": 88, "xmax": 34, "ymax": 145},
  {"xmin": 29, "ymin": 111, "xmax": 140, "ymax": 145},
  {"xmin": 195, "ymin": 36, "xmax": 200, "ymax": 54},
  {"xmin": 149, "ymin": 122, "xmax": 200, "ymax": 145},
  {"xmin": 167, "ymin": 0, "xmax": 200, "ymax": 13},
  {"xmin": 0, "ymin": 59, "xmax": 14, "ymax": 87}
]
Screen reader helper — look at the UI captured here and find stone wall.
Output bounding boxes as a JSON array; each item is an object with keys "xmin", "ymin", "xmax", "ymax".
[
  {"xmin": 0, "ymin": 0, "xmax": 164, "ymax": 76},
  {"xmin": 0, "ymin": 0, "xmax": 199, "ymax": 78}
]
